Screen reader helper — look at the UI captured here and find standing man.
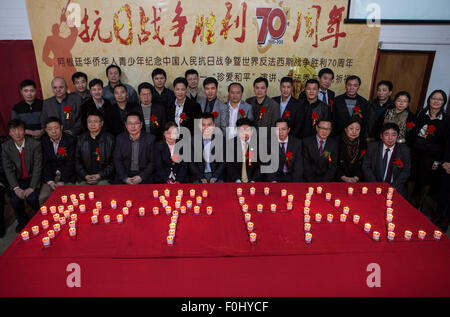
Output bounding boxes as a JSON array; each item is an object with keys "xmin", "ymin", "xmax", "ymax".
[
  {"xmin": 102, "ymin": 64, "xmax": 138, "ymax": 105},
  {"xmin": 71, "ymin": 71, "xmax": 90, "ymax": 104},
  {"xmin": 301, "ymin": 79, "xmax": 330, "ymax": 138},
  {"xmin": 224, "ymin": 82, "xmax": 254, "ymax": 139},
  {"xmin": 2, "ymin": 119, "xmax": 41, "ymax": 233},
  {"xmin": 246, "ymin": 77, "xmax": 280, "ymax": 128},
  {"xmin": 185, "ymin": 69, "xmax": 205, "ymax": 101},
  {"xmin": 136, "ymin": 82, "xmax": 166, "ymax": 141},
  {"xmin": 41, "ymin": 77, "xmax": 82, "ymax": 136},
  {"xmin": 151, "ymin": 68, "xmax": 176, "ymax": 109},
  {"xmin": 300, "ymin": 68, "xmax": 335, "ymax": 110},
  {"xmin": 198, "ymin": 77, "xmax": 227, "ymax": 133}
]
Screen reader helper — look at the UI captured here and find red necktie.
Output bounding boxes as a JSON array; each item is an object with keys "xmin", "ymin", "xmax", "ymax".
[{"xmin": 19, "ymin": 148, "xmax": 29, "ymax": 179}]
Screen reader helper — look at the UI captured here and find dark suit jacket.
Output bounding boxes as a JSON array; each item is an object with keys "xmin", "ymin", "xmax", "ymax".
[
  {"xmin": 299, "ymin": 89, "xmax": 335, "ymax": 107},
  {"xmin": 362, "ymin": 142, "xmax": 411, "ymax": 197},
  {"xmin": 266, "ymin": 137, "xmax": 303, "ymax": 182},
  {"xmin": 302, "ymin": 135, "xmax": 338, "ymax": 182},
  {"xmin": 135, "ymin": 103, "xmax": 166, "ymax": 141},
  {"xmin": 41, "ymin": 132, "xmax": 76, "ymax": 183},
  {"xmin": 190, "ymin": 136, "xmax": 226, "ymax": 182},
  {"xmin": 1, "ymin": 136, "xmax": 42, "ymax": 190},
  {"xmin": 153, "ymin": 141, "xmax": 188, "ymax": 183},
  {"xmin": 41, "ymin": 93, "xmax": 82, "ymax": 136},
  {"xmin": 226, "ymin": 136, "xmax": 262, "ymax": 182},
  {"xmin": 80, "ymin": 98, "xmax": 124, "ymax": 137},
  {"xmin": 302, "ymin": 99, "xmax": 331, "ymax": 138},
  {"xmin": 273, "ymin": 96, "xmax": 306, "ymax": 139},
  {"xmin": 333, "ymin": 93, "xmax": 369, "ymax": 138},
  {"xmin": 166, "ymin": 97, "xmax": 202, "ymax": 135},
  {"xmin": 113, "ymin": 132, "xmax": 155, "ymax": 184},
  {"xmin": 336, "ymin": 136, "xmax": 367, "ymax": 181},
  {"xmin": 246, "ymin": 96, "xmax": 280, "ymax": 128}
]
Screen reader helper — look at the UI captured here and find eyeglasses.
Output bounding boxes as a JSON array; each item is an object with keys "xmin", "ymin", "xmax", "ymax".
[{"xmin": 430, "ymin": 97, "xmax": 444, "ymax": 102}]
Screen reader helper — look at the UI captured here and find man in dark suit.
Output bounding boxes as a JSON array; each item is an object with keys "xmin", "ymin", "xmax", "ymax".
[
  {"xmin": 136, "ymin": 82, "xmax": 166, "ymax": 141},
  {"xmin": 273, "ymin": 76, "xmax": 305, "ymax": 139},
  {"xmin": 246, "ymin": 77, "xmax": 280, "ymax": 128},
  {"xmin": 198, "ymin": 77, "xmax": 227, "ymax": 133},
  {"xmin": 166, "ymin": 77, "xmax": 202, "ymax": 136},
  {"xmin": 1, "ymin": 119, "xmax": 41, "ymax": 233},
  {"xmin": 333, "ymin": 75, "xmax": 369, "ymax": 138},
  {"xmin": 113, "ymin": 112, "xmax": 155, "ymax": 184},
  {"xmin": 299, "ymin": 68, "xmax": 335, "ymax": 107},
  {"xmin": 226, "ymin": 118, "xmax": 262, "ymax": 183},
  {"xmin": 151, "ymin": 68, "xmax": 176, "ymax": 110},
  {"xmin": 39, "ymin": 117, "xmax": 76, "ymax": 205},
  {"xmin": 190, "ymin": 113, "xmax": 225, "ymax": 183},
  {"xmin": 302, "ymin": 119, "xmax": 338, "ymax": 182},
  {"xmin": 301, "ymin": 79, "xmax": 331, "ymax": 138},
  {"xmin": 266, "ymin": 119, "xmax": 303, "ymax": 182},
  {"xmin": 362, "ymin": 123, "xmax": 411, "ymax": 197}
]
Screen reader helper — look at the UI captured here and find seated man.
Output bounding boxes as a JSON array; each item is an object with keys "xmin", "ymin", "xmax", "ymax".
[
  {"xmin": 198, "ymin": 77, "xmax": 227, "ymax": 133},
  {"xmin": 266, "ymin": 119, "xmax": 303, "ymax": 182},
  {"xmin": 12, "ymin": 79, "xmax": 44, "ymax": 139},
  {"xmin": 190, "ymin": 113, "xmax": 225, "ymax": 183},
  {"xmin": 226, "ymin": 118, "xmax": 262, "ymax": 183},
  {"xmin": 302, "ymin": 119, "xmax": 338, "ymax": 182},
  {"xmin": 246, "ymin": 77, "xmax": 280, "ymax": 128},
  {"xmin": 1, "ymin": 119, "xmax": 41, "ymax": 233},
  {"xmin": 76, "ymin": 110, "xmax": 115, "ymax": 185},
  {"xmin": 71, "ymin": 71, "xmax": 91, "ymax": 104},
  {"xmin": 362, "ymin": 122, "xmax": 411, "ymax": 197},
  {"xmin": 113, "ymin": 112, "xmax": 155, "ymax": 184},
  {"xmin": 39, "ymin": 117, "xmax": 76, "ymax": 205}
]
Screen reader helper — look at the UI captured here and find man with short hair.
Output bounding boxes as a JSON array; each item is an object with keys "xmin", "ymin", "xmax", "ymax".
[
  {"xmin": 12, "ymin": 79, "xmax": 44, "ymax": 139},
  {"xmin": 301, "ymin": 79, "xmax": 330, "ymax": 138},
  {"xmin": 185, "ymin": 69, "xmax": 205, "ymax": 101},
  {"xmin": 2, "ymin": 119, "xmax": 41, "ymax": 233},
  {"xmin": 302, "ymin": 119, "xmax": 338, "ymax": 182},
  {"xmin": 41, "ymin": 77, "xmax": 82, "ymax": 136},
  {"xmin": 225, "ymin": 82, "xmax": 254, "ymax": 139},
  {"xmin": 300, "ymin": 68, "xmax": 335, "ymax": 108},
  {"xmin": 198, "ymin": 77, "xmax": 227, "ymax": 133},
  {"xmin": 76, "ymin": 110, "xmax": 115, "ymax": 185},
  {"xmin": 362, "ymin": 122, "xmax": 411, "ymax": 197},
  {"xmin": 246, "ymin": 77, "xmax": 280, "ymax": 128},
  {"xmin": 102, "ymin": 64, "xmax": 138, "ymax": 105},
  {"xmin": 39, "ymin": 117, "xmax": 76, "ymax": 205},
  {"xmin": 113, "ymin": 112, "xmax": 155, "ymax": 184},
  {"xmin": 151, "ymin": 68, "xmax": 176, "ymax": 109},
  {"xmin": 136, "ymin": 82, "xmax": 166, "ymax": 141},
  {"xmin": 71, "ymin": 71, "xmax": 90, "ymax": 103}
]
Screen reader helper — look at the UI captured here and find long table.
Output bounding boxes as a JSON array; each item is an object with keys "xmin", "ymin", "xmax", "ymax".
[{"xmin": 1, "ymin": 183, "xmax": 449, "ymax": 296}]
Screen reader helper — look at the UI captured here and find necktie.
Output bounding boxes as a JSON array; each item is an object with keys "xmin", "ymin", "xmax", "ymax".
[
  {"xmin": 318, "ymin": 140, "xmax": 324, "ymax": 156},
  {"xmin": 204, "ymin": 139, "xmax": 211, "ymax": 174},
  {"xmin": 319, "ymin": 91, "xmax": 326, "ymax": 104},
  {"xmin": 280, "ymin": 142, "xmax": 288, "ymax": 173},
  {"xmin": 19, "ymin": 148, "xmax": 29, "ymax": 179},
  {"xmin": 241, "ymin": 141, "xmax": 249, "ymax": 183},
  {"xmin": 382, "ymin": 148, "xmax": 390, "ymax": 181}
]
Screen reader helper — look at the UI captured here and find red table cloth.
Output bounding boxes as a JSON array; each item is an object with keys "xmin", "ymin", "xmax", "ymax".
[{"xmin": 1, "ymin": 182, "xmax": 449, "ymax": 297}]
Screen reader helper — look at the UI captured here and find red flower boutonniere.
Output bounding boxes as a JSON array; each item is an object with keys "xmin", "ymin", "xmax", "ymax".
[
  {"xmin": 361, "ymin": 149, "xmax": 367, "ymax": 158},
  {"xmin": 238, "ymin": 109, "xmax": 246, "ymax": 118},
  {"xmin": 285, "ymin": 151, "xmax": 293, "ymax": 166},
  {"xmin": 423, "ymin": 125, "xmax": 436, "ymax": 139},
  {"xmin": 212, "ymin": 111, "xmax": 219, "ymax": 119},
  {"xmin": 329, "ymin": 99, "xmax": 334, "ymax": 112},
  {"xmin": 95, "ymin": 147, "xmax": 100, "ymax": 161},
  {"xmin": 259, "ymin": 106, "xmax": 267, "ymax": 120},
  {"xmin": 312, "ymin": 112, "xmax": 319, "ymax": 126},
  {"xmin": 150, "ymin": 115, "xmax": 159, "ymax": 127},
  {"xmin": 246, "ymin": 150, "xmax": 255, "ymax": 166},
  {"xmin": 406, "ymin": 122, "xmax": 415, "ymax": 131},
  {"xmin": 393, "ymin": 158, "xmax": 404, "ymax": 168},
  {"xmin": 353, "ymin": 106, "xmax": 363, "ymax": 118},
  {"xmin": 323, "ymin": 150, "xmax": 332, "ymax": 162},
  {"xmin": 63, "ymin": 105, "xmax": 72, "ymax": 120},
  {"xmin": 282, "ymin": 111, "xmax": 291, "ymax": 120},
  {"xmin": 57, "ymin": 147, "xmax": 68, "ymax": 159},
  {"xmin": 171, "ymin": 154, "xmax": 180, "ymax": 165},
  {"xmin": 179, "ymin": 113, "xmax": 187, "ymax": 125}
]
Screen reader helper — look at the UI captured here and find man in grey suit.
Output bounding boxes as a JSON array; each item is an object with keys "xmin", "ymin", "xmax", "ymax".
[
  {"xmin": 246, "ymin": 77, "xmax": 280, "ymax": 128},
  {"xmin": 41, "ymin": 77, "xmax": 82, "ymax": 136},
  {"xmin": 224, "ymin": 82, "xmax": 254, "ymax": 139},
  {"xmin": 362, "ymin": 122, "xmax": 411, "ymax": 197},
  {"xmin": 2, "ymin": 119, "xmax": 42, "ymax": 233},
  {"xmin": 198, "ymin": 77, "xmax": 227, "ymax": 133}
]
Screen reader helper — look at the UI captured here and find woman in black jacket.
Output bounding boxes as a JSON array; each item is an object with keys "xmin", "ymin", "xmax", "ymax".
[
  {"xmin": 336, "ymin": 117, "xmax": 367, "ymax": 182},
  {"xmin": 153, "ymin": 121, "xmax": 188, "ymax": 184}
]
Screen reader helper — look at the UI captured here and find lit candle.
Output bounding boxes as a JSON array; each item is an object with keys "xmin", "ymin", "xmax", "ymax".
[
  {"xmin": 91, "ymin": 215, "xmax": 98, "ymax": 224},
  {"xmin": 111, "ymin": 200, "xmax": 117, "ymax": 209},
  {"xmin": 168, "ymin": 229, "xmax": 176, "ymax": 237},
  {"xmin": 253, "ymin": 204, "xmax": 262, "ymax": 213},
  {"xmin": 171, "ymin": 216, "xmax": 178, "ymax": 224},
  {"xmin": 287, "ymin": 202, "xmax": 293, "ymax": 211},
  {"xmin": 69, "ymin": 227, "xmax": 76, "ymax": 237},
  {"xmin": 61, "ymin": 195, "xmax": 67, "ymax": 203},
  {"xmin": 386, "ymin": 193, "xmax": 393, "ymax": 200},
  {"xmin": 315, "ymin": 213, "xmax": 322, "ymax": 223},
  {"xmin": 387, "ymin": 231, "xmax": 395, "ymax": 241},
  {"xmin": 53, "ymin": 223, "xmax": 61, "ymax": 232},
  {"xmin": 88, "ymin": 192, "xmax": 94, "ymax": 200},
  {"xmin": 96, "ymin": 201, "xmax": 102, "ymax": 210},
  {"xmin": 418, "ymin": 230, "xmax": 426, "ymax": 240},
  {"xmin": 178, "ymin": 189, "xmax": 183, "ymax": 197},
  {"xmin": 242, "ymin": 204, "xmax": 248, "ymax": 212},
  {"xmin": 53, "ymin": 214, "xmax": 60, "ymax": 222},
  {"xmin": 180, "ymin": 206, "xmax": 187, "ymax": 214},
  {"xmin": 165, "ymin": 206, "xmax": 172, "ymax": 215},
  {"xmin": 304, "ymin": 200, "xmax": 311, "ymax": 207},
  {"xmin": 21, "ymin": 231, "xmax": 29, "ymax": 241},
  {"xmin": 308, "ymin": 187, "xmax": 314, "ymax": 195},
  {"xmin": 167, "ymin": 236, "xmax": 174, "ymax": 246},
  {"xmin": 206, "ymin": 206, "xmax": 213, "ymax": 215},
  {"xmin": 69, "ymin": 221, "xmax": 76, "ymax": 229},
  {"xmin": 325, "ymin": 193, "xmax": 332, "ymax": 201},
  {"xmin": 304, "ymin": 207, "xmax": 310, "ymax": 215},
  {"xmin": 114, "ymin": 214, "xmax": 123, "ymax": 224},
  {"xmin": 386, "ymin": 200, "xmax": 393, "ymax": 208},
  {"xmin": 151, "ymin": 207, "xmax": 158, "ymax": 215},
  {"xmin": 59, "ymin": 217, "xmax": 66, "ymax": 225},
  {"xmin": 244, "ymin": 213, "xmax": 251, "ymax": 223},
  {"xmin": 139, "ymin": 207, "xmax": 145, "ymax": 216},
  {"xmin": 386, "ymin": 214, "xmax": 394, "ymax": 223},
  {"xmin": 79, "ymin": 193, "xmax": 85, "ymax": 201},
  {"xmin": 164, "ymin": 189, "xmax": 170, "ymax": 197},
  {"xmin": 264, "ymin": 187, "xmax": 270, "ymax": 195},
  {"xmin": 79, "ymin": 204, "xmax": 86, "ymax": 213},
  {"xmin": 305, "ymin": 232, "xmax": 312, "ymax": 244},
  {"xmin": 159, "ymin": 196, "xmax": 165, "ymax": 203},
  {"xmin": 434, "ymin": 230, "xmax": 442, "ymax": 240},
  {"xmin": 334, "ymin": 199, "xmax": 341, "ymax": 207},
  {"xmin": 67, "ymin": 205, "xmax": 74, "ymax": 212},
  {"xmin": 50, "ymin": 206, "xmax": 57, "ymax": 214},
  {"xmin": 288, "ymin": 194, "xmax": 294, "ymax": 202},
  {"xmin": 348, "ymin": 187, "xmax": 354, "ymax": 195},
  {"xmin": 162, "ymin": 200, "xmax": 168, "ymax": 208},
  {"xmin": 71, "ymin": 214, "xmax": 77, "ymax": 222},
  {"xmin": 72, "ymin": 199, "xmax": 78, "ymax": 207},
  {"xmin": 304, "ymin": 223, "xmax": 311, "ymax": 232},
  {"xmin": 40, "ymin": 206, "xmax": 48, "ymax": 215},
  {"xmin": 175, "ymin": 196, "xmax": 182, "ymax": 203},
  {"xmin": 186, "ymin": 200, "xmax": 193, "ymax": 208},
  {"xmin": 58, "ymin": 205, "xmax": 64, "ymax": 213},
  {"xmin": 194, "ymin": 206, "xmax": 200, "ymax": 214},
  {"xmin": 70, "ymin": 194, "xmax": 76, "ymax": 201},
  {"xmin": 304, "ymin": 215, "xmax": 311, "ymax": 223},
  {"xmin": 92, "ymin": 208, "xmax": 99, "ymax": 216},
  {"xmin": 196, "ymin": 196, "xmax": 202, "ymax": 204},
  {"xmin": 249, "ymin": 232, "xmax": 257, "ymax": 243},
  {"xmin": 175, "ymin": 201, "xmax": 181, "ymax": 210},
  {"xmin": 47, "ymin": 230, "xmax": 55, "ymax": 239},
  {"xmin": 153, "ymin": 190, "xmax": 159, "ymax": 198},
  {"xmin": 239, "ymin": 197, "xmax": 245, "ymax": 205},
  {"xmin": 388, "ymin": 187, "xmax": 394, "ymax": 194},
  {"xmin": 42, "ymin": 220, "xmax": 49, "ymax": 230},
  {"xmin": 169, "ymin": 223, "xmax": 176, "ymax": 230},
  {"xmin": 343, "ymin": 206, "xmax": 350, "ymax": 215},
  {"xmin": 64, "ymin": 210, "xmax": 71, "ymax": 219},
  {"xmin": 237, "ymin": 188, "xmax": 243, "ymax": 196},
  {"xmin": 364, "ymin": 223, "xmax": 371, "ymax": 233},
  {"xmin": 362, "ymin": 187, "xmax": 368, "ymax": 194},
  {"xmin": 404, "ymin": 230, "xmax": 412, "ymax": 240},
  {"xmin": 316, "ymin": 186, "xmax": 323, "ymax": 194},
  {"xmin": 388, "ymin": 223, "xmax": 395, "ymax": 232},
  {"xmin": 372, "ymin": 231, "xmax": 380, "ymax": 241},
  {"xmin": 103, "ymin": 215, "xmax": 110, "ymax": 224},
  {"xmin": 386, "ymin": 208, "xmax": 394, "ymax": 215},
  {"xmin": 42, "ymin": 237, "xmax": 50, "ymax": 248},
  {"xmin": 327, "ymin": 214, "xmax": 333, "ymax": 223},
  {"xmin": 172, "ymin": 210, "xmax": 179, "ymax": 218},
  {"xmin": 202, "ymin": 190, "xmax": 208, "ymax": 198},
  {"xmin": 376, "ymin": 187, "xmax": 382, "ymax": 195},
  {"xmin": 340, "ymin": 214, "xmax": 347, "ymax": 223},
  {"xmin": 247, "ymin": 222, "xmax": 254, "ymax": 232},
  {"xmin": 189, "ymin": 189, "xmax": 195, "ymax": 197},
  {"xmin": 270, "ymin": 204, "xmax": 277, "ymax": 212},
  {"xmin": 250, "ymin": 187, "xmax": 256, "ymax": 195},
  {"xmin": 305, "ymin": 193, "xmax": 312, "ymax": 201},
  {"xmin": 122, "ymin": 207, "xmax": 129, "ymax": 216},
  {"xmin": 281, "ymin": 189, "xmax": 287, "ymax": 197}
]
